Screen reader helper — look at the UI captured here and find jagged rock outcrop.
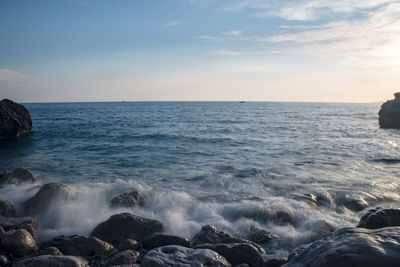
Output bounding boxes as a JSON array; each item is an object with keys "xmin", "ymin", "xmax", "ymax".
[
  {"xmin": 0, "ymin": 99, "xmax": 32, "ymax": 139},
  {"xmin": 379, "ymin": 92, "xmax": 400, "ymax": 128}
]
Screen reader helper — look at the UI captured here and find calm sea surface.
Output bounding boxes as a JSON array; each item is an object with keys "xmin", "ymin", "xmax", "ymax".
[{"xmin": 1, "ymin": 101, "xmax": 399, "ymax": 254}]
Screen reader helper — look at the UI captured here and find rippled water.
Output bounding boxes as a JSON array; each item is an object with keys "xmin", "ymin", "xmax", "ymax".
[{"xmin": 1, "ymin": 101, "xmax": 399, "ymax": 254}]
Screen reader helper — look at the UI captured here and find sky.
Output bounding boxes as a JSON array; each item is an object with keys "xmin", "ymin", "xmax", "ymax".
[{"xmin": 0, "ymin": 0, "xmax": 399, "ymax": 103}]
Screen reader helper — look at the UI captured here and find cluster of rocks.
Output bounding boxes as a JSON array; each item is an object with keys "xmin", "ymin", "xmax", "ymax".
[
  {"xmin": 2, "ymin": 168, "xmax": 400, "ymax": 266},
  {"xmin": 0, "ymin": 99, "xmax": 32, "ymax": 140}
]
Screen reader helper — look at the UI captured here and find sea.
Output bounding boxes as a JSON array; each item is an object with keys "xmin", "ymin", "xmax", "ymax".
[{"xmin": 1, "ymin": 101, "xmax": 399, "ymax": 255}]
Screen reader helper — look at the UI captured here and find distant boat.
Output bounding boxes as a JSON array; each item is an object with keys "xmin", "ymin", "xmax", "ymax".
[{"xmin": 239, "ymin": 101, "xmax": 245, "ymax": 103}]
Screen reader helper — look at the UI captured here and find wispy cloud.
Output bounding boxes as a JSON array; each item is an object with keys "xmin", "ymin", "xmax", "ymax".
[
  {"xmin": 164, "ymin": 21, "xmax": 181, "ymax": 27},
  {"xmin": 0, "ymin": 69, "xmax": 21, "ymax": 81}
]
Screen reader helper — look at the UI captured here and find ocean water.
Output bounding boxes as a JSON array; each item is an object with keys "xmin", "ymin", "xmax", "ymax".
[{"xmin": 1, "ymin": 101, "xmax": 399, "ymax": 255}]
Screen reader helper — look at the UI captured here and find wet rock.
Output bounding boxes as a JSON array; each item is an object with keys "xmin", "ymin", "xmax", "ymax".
[
  {"xmin": 24, "ymin": 183, "xmax": 74, "ymax": 215},
  {"xmin": 0, "ymin": 199, "xmax": 16, "ymax": 217},
  {"xmin": 111, "ymin": 190, "xmax": 145, "ymax": 208},
  {"xmin": 91, "ymin": 213, "xmax": 165, "ymax": 245},
  {"xmin": 379, "ymin": 92, "xmax": 400, "ymax": 128},
  {"xmin": 284, "ymin": 227, "xmax": 400, "ymax": 267},
  {"xmin": 0, "ymin": 255, "xmax": 8, "ymax": 266},
  {"xmin": 33, "ymin": 246, "xmax": 63, "ymax": 256},
  {"xmin": 143, "ymin": 233, "xmax": 190, "ymax": 250},
  {"xmin": 262, "ymin": 255, "xmax": 287, "ymax": 267},
  {"xmin": 0, "ymin": 168, "xmax": 39, "ymax": 185},
  {"xmin": 0, "ymin": 229, "xmax": 38, "ymax": 257},
  {"xmin": 141, "ymin": 245, "xmax": 231, "ymax": 267},
  {"xmin": 0, "ymin": 216, "xmax": 38, "ymax": 238},
  {"xmin": 13, "ymin": 255, "xmax": 88, "ymax": 267},
  {"xmin": 117, "ymin": 239, "xmax": 139, "ymax": 252},
  {"xmin": 245, "ymin": 225, "xmax": 278, "ymax": 244},
  {"xmin": 191, "ymin": 225, "xmax": 265, "ymax": 254},
  {"xmin": 0, "ymin": 225, "xmax": 4, "ymax": 238},
  {"xmin": 357, "ymin": 207, "xmax": 400, "ymax": 229},
  {"xmin": 0, "ymin": 99, "xmax": 32, "ymax": 139},
  {"xmin": 40, "ymin": 235, "xmax": 113, "ymax": 258},
  {"xmin": 105, "ymin": 250, "xmax": 140, "ymax": 266},
  {"xmin": 195, "ymin": 243, "xmax": 264, "ymax": 267}
]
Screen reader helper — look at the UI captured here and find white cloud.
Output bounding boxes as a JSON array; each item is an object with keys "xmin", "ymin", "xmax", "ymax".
[
  {"xmin": 164, "ymin": 21, "xmax": 181, "ymax": 27},
  {"xmin": 0, "ymin": 69, "xmax": 21, "ymax": 81}
]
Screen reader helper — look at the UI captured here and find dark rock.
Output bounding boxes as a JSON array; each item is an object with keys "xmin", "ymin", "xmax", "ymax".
[
  {"xmin": 110, "ymin": 190, "xmax": 145, "ymax": 208},
  {"xmin": 284, "ymin": 227, "xmax": 400, "ymax": 267},
  {"xmin": 105, "ymin": 250, "xmax": 140, "ymax": 266},
  {"xmin": 13, "ymin": 255, "xmax": 88, "ymax": 267},
  {"xmin": 33, "ymin": 246, "xmax": 63, "ymax": 256},
  {"xmin": 195, "ymin": 243, "xmax": 263, "ymax": 267},
  {"xmin": 0, "ymin": 168, "xmax": 39, "ymax": 185},
  {"xmin": 357, "ymin": 207, "xmax": 400, "ymax": 229},
  {"xmin": 40, "ymin": 235, "xmax": 113, "ymax": 258},
  {"xmin": 0, "ymin": 199, "xmax": 16, "ymax": 218},
  {"xmin": 245, "ymin": 225, "xmax": 278, "ymax": 244},
  {"xmin": 141, "ymin": 245, "xmax": 231, "ymax": 267},
  {"xmin": 0, "ymin": 225, "xmax": 4, "ymax": 238},
  {"xmin": 0, "ymin": 229, "xmax": 38, "ymax": 257},
  {"xmin": 143, "ymin": 233, "xmax": 190, "ymax": 250},
  {"xmin": 0, "ymin": 255, "xmax": 8, "ymax": 266},
  {"xmin": 117, "ymin": 239, "xmax": 139, "ymax": 252},
  {"xmin": 24, "ymin": 183, "xmax": 74, "ymax": 215},
  {"xmin": 0, "ymin": 216, "xmax": 38, "ymax": 238},
  {"xmin": 0, "ymin": 99, "xmax": 32, "ymax": 139},
  {"xmin": 263, "ymin": 258, "xmax": 286, "ymax": 267},
  {"xmin": 379, "ymin": 92, "xmax": 400, "ymax": 128},
  {"xmin": 91, "ymin": 213, "xmax": 165, "ymax": 245},
  {"xmin": 191, "ymin": 225, "xmax": 265, "ymax": 254}
]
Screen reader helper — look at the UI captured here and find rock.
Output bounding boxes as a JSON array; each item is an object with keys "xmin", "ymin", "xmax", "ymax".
[
  {"xmin": 13, "ymin": 255, "xmax": 88, "ymax": 267},
  {"xmin": 0, "ymin": 168, "xmax": 39, "ymax": 185},
  {"xmin": 379, "ymin": 92, "xmax": 400, "ymax": 128},
  {"xmin": 0, "ymin": 255, "xmax": 8, "ymax": 266},
  {"xmin": 284, "ymin": 227, "xmax": 400, "ymax": 267},
  {"xmin": 105, "ymin": 250, "xmax": 140, "ymax": 266},
  {"xmin": 117, "ymin": 239, "xmax": 139, "ymax": 252},
  {"xmin": 40, "ymin": 235, "xmax": 114, "ymax": 258},
  {"xmin": 263, "ymin": 257, "xmax": 287, "ymax": 267},
  {"xmin": 110, "ymin": 190, "xmax": 145, "ymax": 208},
  {"xmin": 191, "ymin": 225, "xmax": 265, "ymax": 254},
  {"xmin": 91, "ymin": 213, "xmax": 165, "ymax": 245},
  {"xmin": 357, "ymin": 207, "xmax": 400, "ymax": 229},
  {"xmin": 245, "ymin": 225, "xmax": 278, "ymax": 244},
  {"xmin": 143, "ymin": 233, "xmax": 190, "ymax": 250},
  {"xmin": 195, "ymin": 243, "xmax": 264, "ymax": 267},
  {"xmin": 0, "ymin": 216, "xmax": 38, "ymax": 238},
  {"xmin": 33, "ymin": 246, "xmax": 63, "ymax": 256},
  {"xmin": 0, "ymin": 229, "xmax": 38, "ymax": 257},
  {"xmin": 0, "ymin": 99, "xmax": 32, "ymax": 139},
  {"xmin": 0, "ymin": 225, "xmax": 4, "ymax": 237},
  {"xmin": 24, "ymin": 183, "xmax": 74, "ymax": 215},
  {"xmin": 141, "ymin": 245, "xmax": 231, "ymax": 267},
  {"xmin": 0, "ymin": 199, "xmax": 16, "ymax": 217}
]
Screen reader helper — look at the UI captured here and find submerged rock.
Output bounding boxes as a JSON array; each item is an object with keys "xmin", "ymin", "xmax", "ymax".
[
  {"xmin": 40, "ymin": 234, "xmax": 114, "ymax": 258},
  {"xmin": 142, "ymin": 245, "xmax": 231, "ymax": 267},
  {"xmin": 0, "ymin": 216, "xmax": 38, "ymax": 238},
  {"xmin": 110, "ymin": 189, "xmax": 145, "ymax": 208},
  {"xmin": 0, "ymin": 199, "xmax": 16, "ymax": 218},
  {"xmin": 24, "ymin": 183, "xmax": 74, "ymax": 215},
  {"xmin": 379, "ymin": 92, "xmax": 400, "ymax": 128},
  {"xmin": 91, "ymin": 213, "xmax": 165, "ymax": 245},
  {"xmin": 104, "ymin": 250, "xmax": 140, "ymax": 266},
  {"xmin": 0, "ymin": 99, "xmax": 32, "ymax": 139},
  {"xmin": 357, "ymin": 207, "xmax": 400, "ymax": 229},
  {"xmin": 195, "ymin": 243, "xmax": 264, "ymax": 267},
  {"xmin": 143, "ymin": 233, "xmax": 190, "ymax": 250},
  {"xmin": 284, "ymin": 227, "xmax": 400, "ymax": 267},
  {"xmin": 0, "ymin": 168, "xmax": 39, "ymax": 185},
  {"xmin": 14, "ymin": 255, "xmax": 88, "ymax": 267},
  {"xmin": 0, "ymin": 229, "xmax": 38, "ymax": 257}
]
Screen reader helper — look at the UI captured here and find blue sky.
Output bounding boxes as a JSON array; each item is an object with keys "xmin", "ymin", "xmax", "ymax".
[{"xmin": 1, "ymin": 0, "xmax": 399, "ymax": 102}]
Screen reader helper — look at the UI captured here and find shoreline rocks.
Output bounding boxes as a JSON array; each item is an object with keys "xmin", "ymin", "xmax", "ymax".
[
  {"xmin": 0, "ymin": 168, "xmax": 39, "ymax": 186},
  {"xmin": 0, "ymin": 99, "xmax": 32, "ymax": 140},
  {"xmin": 379, "ymin": 92, "xmax": 400, "ymax": 128}
]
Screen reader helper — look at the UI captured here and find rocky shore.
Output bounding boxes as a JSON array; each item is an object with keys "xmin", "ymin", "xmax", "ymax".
[{"xmin": 1, "ymin": 169, "xmax": 400, "ymax": 266}]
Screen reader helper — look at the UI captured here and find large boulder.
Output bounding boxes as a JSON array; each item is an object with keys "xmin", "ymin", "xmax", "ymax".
[
  {"xmin": 0, "ymin": 168, "xmax": 39, "ymax": 185},
  {"xmin": 110, "ymin": 189, "xmax": 146, "ymax": 208},
  {"xmin": 141, "ymin": 245, "xmax": 231, "ymax": 267},
  {"xmin": 40, "ymin": 235, "xmax": 114, "ymax": 258},
  {"xmin": 143, "ymin": 233, "xmax": 190, "ymax": 250},
  {"xmin": 0, "ymin": 199, "xmax": 16, "ymax": 217},
  {"xmin": 0, "ymin": 216, "xmax": 38, "ymax": 238},
  {"xmin": 104, "ymin": 250, "xmax": 140, "ymax": 266},
  {"xmin": 0, "ymin": 229, "xmax": 38, "ymax": 257},
  {"xmin": 284, "ymin": 227, "xmax": 400, "ymax": 267},
  {"xmin": 379, "ymin": 92, "xmax": 400, "ymax": 128},
  {"xmin": 91, "ymin": 213, "xmax": 165, "ymax": 245},
  {"xmin": 117, "ymin": 239, "xmax": 139, "ymax": 252},
  {"xmin": 24, "ymin": 183, "xmax": 74, "ymax": 215},
  {"xmin": 0, "ymin": 99, "xmax": 32, "ymax": 139},
  {"xmin": 195, "ymin": 243, "xmax": 264, "ymax": 267},
  {"xmin": 13, "ymin": 255, "xmax": 88, "ymax": 267},
  {"xmin": 357, "ymin": 207, "xmax": 400, "ymax": 229},
  {"xmin": 191, "ymin": 225, "xmax": 265, "ymax": 254}
]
